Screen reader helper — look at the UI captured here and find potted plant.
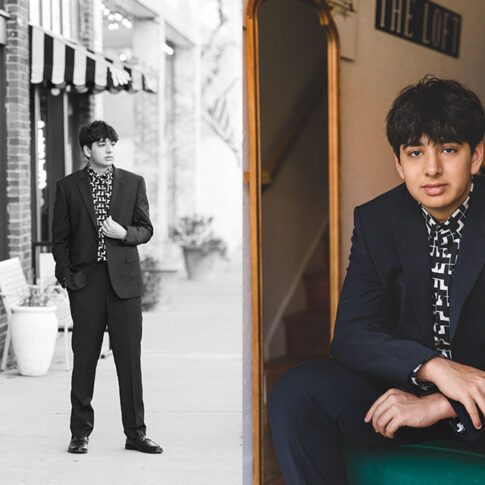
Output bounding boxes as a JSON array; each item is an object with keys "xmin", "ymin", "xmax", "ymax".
[
  {"xmin": 170, "ymin": 215, "xmax": 227, "ymax": 280},
  {"xmin": 10, "ymin": 284, "xmax": 59, "ymax": 376},
  {"xmin": 140, "ymin": 256, "xmax": 179, "ymax": 311}
]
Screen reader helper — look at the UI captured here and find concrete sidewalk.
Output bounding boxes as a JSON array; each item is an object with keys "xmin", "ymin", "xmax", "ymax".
[{"xmin": 0, "ymin": 255, "xmax": 242, "ymax": 485}]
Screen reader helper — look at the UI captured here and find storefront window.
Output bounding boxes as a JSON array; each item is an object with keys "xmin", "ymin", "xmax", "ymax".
[
  {"xmin": 29, "ymin": 0, "xmax": 77, "ymax": 40},
  {"xmin": 41, "ymin": 0, "xmax": 51, "ymax": 32},
  {"xmin": 61, "ymin": 0, "xmax": 71, "ymax": 39},
  {"xmin": 36, "ymin": 94, "xmax": 49, "ymax": 243},
  {"xmin": 51, "ymin": 0, "xmax": 61, "ymax": 35},
  {"xmin": 29, "ymin": 0, "xmax": 39, "ymax": 25}
]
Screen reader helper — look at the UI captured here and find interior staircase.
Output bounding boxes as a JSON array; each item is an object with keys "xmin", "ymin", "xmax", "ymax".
[{"xmin": 264, "ymin": 265, "xmax": 331, "ymax": 483}]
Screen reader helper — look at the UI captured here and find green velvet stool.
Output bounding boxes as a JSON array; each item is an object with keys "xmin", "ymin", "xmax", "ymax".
[{"xmin": 344, "ymin": 440, "xmax": 485, "ymax": 485}]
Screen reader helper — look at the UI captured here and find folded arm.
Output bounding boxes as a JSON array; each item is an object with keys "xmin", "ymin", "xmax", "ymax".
[{"xmin": 416, "ymin": 356, "xmax": 485, "ymax": 442}]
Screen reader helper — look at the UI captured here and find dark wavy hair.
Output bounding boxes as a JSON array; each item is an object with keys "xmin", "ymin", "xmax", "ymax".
[
  {"xmin": 79, "ymin": 120, "xmax": 119, "ymax": 150},
  {"xmin": 386, "ymin": 75, "xmax": 485, "ymax": 158}
]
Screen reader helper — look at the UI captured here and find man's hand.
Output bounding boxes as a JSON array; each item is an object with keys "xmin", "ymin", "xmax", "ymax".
[
  {"xmin": 417, "ymin": 357, "xmax": 485, "ymax": 430},
  {"xmin": 364, "ymin": 389, "xmax": 455, "ymax": 439},
  {"xmin": 101, "ymin": 216, "xmax": 128, "ymax": 240}
]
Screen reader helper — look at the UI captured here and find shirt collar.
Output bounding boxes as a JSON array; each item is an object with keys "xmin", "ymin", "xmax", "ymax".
[{"xmin": 87, "ymin": 163, "xmax": 113, "ymax": 181}]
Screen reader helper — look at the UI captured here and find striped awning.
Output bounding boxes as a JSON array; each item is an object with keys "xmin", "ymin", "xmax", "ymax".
[{"xmin": 30, "ymin": 25, "xmax": 157, "ymax": 94}]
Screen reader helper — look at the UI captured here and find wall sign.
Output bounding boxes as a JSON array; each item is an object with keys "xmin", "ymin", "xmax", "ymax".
[{"xmin": 375, "ymin": 0, "xmax": 461, "ymax": 58}]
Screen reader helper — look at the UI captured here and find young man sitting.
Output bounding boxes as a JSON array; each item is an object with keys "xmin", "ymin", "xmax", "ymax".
[{"xmin": 269, "ymin": 76, "xmax": 485, "ymax": 484}]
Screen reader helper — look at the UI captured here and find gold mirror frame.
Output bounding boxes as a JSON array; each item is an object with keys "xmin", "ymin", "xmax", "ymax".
[{"xmin": 245, "ymin": 0, "xmax": 340, "ymax": 482}]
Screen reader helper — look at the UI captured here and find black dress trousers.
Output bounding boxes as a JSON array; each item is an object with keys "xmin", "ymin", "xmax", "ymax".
[
  {"xmin": 67, "ymin": 261, "xmax": 146, "ymax": 440},
  {"xmin": 269, "ymin": 358, "xmax": 453, "ymax": 485}
]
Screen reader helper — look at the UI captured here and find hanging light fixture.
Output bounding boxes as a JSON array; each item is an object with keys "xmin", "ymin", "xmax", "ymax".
[{"xmin": 102, "ymin": 2, "xmax": 134, "ymax": 31}]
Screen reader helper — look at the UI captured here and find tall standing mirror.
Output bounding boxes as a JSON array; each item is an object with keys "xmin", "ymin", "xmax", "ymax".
[{"xmin": 246, "ymin": 0, "xmax": 340, "ymax": 482}]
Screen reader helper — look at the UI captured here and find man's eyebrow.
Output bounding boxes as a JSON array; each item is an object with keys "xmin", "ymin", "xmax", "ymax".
[
  {"xmin": 402, "ymin": 143, "xmax": 425, "ymax": 149},
  {"xmin": 402, "ymin": 140, "xmax": 463, "ymax": 149}
]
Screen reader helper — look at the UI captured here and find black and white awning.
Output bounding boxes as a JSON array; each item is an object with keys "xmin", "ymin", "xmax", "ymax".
[{"xmin": 30, "ymin": 25, "xmax": 156, "ymax": 94}]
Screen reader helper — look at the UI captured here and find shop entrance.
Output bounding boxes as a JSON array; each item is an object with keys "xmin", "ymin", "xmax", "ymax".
[{"xmin": 30, "ymin": 87, "xmax": 90, "ymax": 268}]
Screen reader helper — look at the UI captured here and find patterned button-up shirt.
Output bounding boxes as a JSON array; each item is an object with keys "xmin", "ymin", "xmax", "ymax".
[
  {"xmin": 87, "ymin": 164, "xmax": 113, "ymax": 261},
  {"xmin": 411, "ymin": 182, "xmax": 473, "ymax": 435}
]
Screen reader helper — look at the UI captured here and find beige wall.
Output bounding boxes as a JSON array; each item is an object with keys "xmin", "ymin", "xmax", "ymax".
[{"xmin": 338, "ymin": 0, "xmax": 485, "ymax": 274}]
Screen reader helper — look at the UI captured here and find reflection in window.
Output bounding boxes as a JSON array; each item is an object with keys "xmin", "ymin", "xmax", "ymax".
[
  {"xmin": 61, "ymin": 0, "xmax": 71, "ymax": 39},
  {"xmin": 29, "ymin": 0, "xmax": 76, "ymax": 40},
  {"xmin": 51, "ymin": 0, "xmax": 61, "ymax": 35},
  {"xmin": 37, "ymin": 119, "xmax": 46, "ymax": 192},
  {"xmin": 41, "ymin": 0, "xmax": 52, "ymax": 32}
]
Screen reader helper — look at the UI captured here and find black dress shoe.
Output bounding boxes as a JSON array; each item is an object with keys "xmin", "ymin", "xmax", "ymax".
[
  {"xmin": 125, "ymin": 436, "xmax": 163, "ymax": 454},
  {"xmin": 68, "ymin": 435, "xmax": 89, "ymax": 454}
]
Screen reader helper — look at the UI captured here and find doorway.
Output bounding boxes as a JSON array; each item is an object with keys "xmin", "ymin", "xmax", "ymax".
[
  {"xmin": 245, "ymin": 0, "xmax": 340, "ymax": 481},
  {"xmin": 30, "ymin": 87, "xmax": 89, "ymax": 273}
]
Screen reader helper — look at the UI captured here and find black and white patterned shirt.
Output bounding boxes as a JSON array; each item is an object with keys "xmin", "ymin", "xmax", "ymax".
[
  {"xmin": 410, "ymin": 183, "xmax": 473, "ymax": 434},
  {"xmin": 425, "ymin": 193, "xmax": 470, "ymax": 358},
  {"xmin": 87, "ymin": 164, "xmax": 113, "ymax": 261}
]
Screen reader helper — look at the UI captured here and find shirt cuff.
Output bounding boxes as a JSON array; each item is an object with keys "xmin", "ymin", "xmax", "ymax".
[
  {"xmin": 409, "ymin": 356, "xmax": 441, "ymax": 392},
  {"xmin": 450, "ymin": 417, "xmax": 466, "ymax": 435}
]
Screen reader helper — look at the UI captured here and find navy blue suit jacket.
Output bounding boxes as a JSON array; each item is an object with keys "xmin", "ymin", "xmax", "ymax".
[{"xmin": 330, "ymin": 175, "xmax": 485, "ymax": 444}]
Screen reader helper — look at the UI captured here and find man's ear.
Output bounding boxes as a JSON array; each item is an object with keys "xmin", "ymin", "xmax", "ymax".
[
  {"xmin": 394, "ymin": 153, "xmax": 405, "ymax": 180},
  {"xmin": 82, "ymin": 145, "xmax": 91, "ymax": 158},
  {"xmin": 470, "ymin": 141, "xmax": 484, "ymax": 175}
]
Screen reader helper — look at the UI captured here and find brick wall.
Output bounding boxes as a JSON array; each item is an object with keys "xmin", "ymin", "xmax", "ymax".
[
  {"xmin": 5, "ymin": 0, "xmax": 31, "ymax": 274},
  {"xmin": 134, "ymin": 89, "xmax": 160, "ymax": 251},
  {"xmin": 168, "ymin": 45, "xmax": 198, "ymax": 224},
  {"xmin": 0, "ymin": 0, "xmax": 31, "ymax": 364}
]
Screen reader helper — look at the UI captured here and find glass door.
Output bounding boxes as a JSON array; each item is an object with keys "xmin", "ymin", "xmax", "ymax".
[{"xmin": 31, "ymin": 87, "xmax": 69, "ymax": 275}]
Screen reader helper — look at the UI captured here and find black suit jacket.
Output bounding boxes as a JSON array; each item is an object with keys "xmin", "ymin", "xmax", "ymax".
[
  {"xmin": 52, "ymin": 165, "xmax": 153, "ymax": 299},
  {"xmin": 330, "ymin": 176, "xmax": 485, "ymax": 444}
]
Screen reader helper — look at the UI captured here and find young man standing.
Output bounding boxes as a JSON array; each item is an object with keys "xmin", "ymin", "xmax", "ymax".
[
  {"xmin": 52, "ymin": 120, "xmax": 162, "ymax": 454},
  {"xmin": 269, "ymin": 77, "xmax": 485, "ymax": 483}
]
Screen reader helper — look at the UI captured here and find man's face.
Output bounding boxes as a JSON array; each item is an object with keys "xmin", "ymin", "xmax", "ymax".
[
  {"xmin": 394, "ymin": 137, "xmax": 484, "ymax": 221},
  {"xmin": 83, "ymin": 138, "xmax": 116, "ymax": 171}
]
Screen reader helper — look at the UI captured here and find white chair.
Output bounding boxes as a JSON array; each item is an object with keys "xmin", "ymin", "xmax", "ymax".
[{"xmin": 0, "ymin": 258, "xmax": 28, "ymax": 371}]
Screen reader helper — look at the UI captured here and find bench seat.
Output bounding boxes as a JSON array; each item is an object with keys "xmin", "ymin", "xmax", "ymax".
[{"xmin": 345, "ymin": 440, "xmax": 485, "ymax": 485}]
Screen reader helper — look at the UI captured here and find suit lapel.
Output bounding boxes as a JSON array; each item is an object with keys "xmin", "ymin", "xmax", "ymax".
[
  {"xmin": 450, "ymin": 178, "xmax": 485, "ymax": 341},
  {"xmin": 392, "ymin": 188, "xmax": 434, "ymax": 345},
  {"xmin": 109, "ymin": 165, "xmax": 126, "ymax": 221},
  {"xmin": 77, "ymin": 166, "xmax": 97, "ymax": 230}
]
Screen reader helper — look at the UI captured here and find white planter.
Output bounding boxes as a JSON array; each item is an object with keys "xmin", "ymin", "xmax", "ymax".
[
  {"xmin": 10, "ymin": 305, "xmax": 58, "ymax": 376},
  {"xmin": 182, "ymin": 247, "xmax": 218, "ymax": 280}
]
